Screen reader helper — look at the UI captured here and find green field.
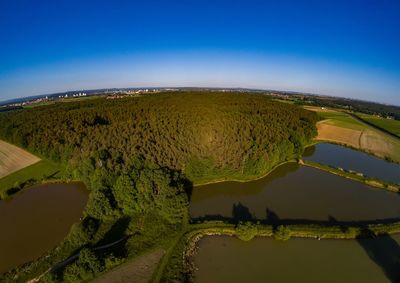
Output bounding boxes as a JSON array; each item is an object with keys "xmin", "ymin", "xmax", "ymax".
[
  {"xmin": 23, "ymin": 101, "xmax": 56, "ymax": 109},
  {"xmin": 0, "ymin": 159, "xmax": 62, "ymax": 199},
  {"xmin": 307, "ymin": 107, "xmax": 365, "ymax": 130},
  {"xmin": 355, "ymin": 112, "xmax": 400, "ymax": 138}
]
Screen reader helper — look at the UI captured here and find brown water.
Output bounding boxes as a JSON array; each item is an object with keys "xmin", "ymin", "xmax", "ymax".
[
  {"xmin": 193, "ymin": 235, "xmax": 400, "ymax": 283},
  {"xmin": 190, "ymin": 163, "xmax": 400, "ymax": 222},
  {"xmin": 0, "ymin": 182, "xmax": 88, "ymax": 274}
]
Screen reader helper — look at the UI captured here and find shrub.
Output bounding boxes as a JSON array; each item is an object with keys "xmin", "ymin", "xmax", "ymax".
[
  {"xmin": 274, "ymin": 225, "xmax": 291, "ymax": 241},
  {"xmin": 236, "ymin": 222, "xmax": 258, "ymax": 241}
]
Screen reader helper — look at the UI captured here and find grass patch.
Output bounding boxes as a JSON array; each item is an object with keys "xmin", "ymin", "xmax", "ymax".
[
  {"xmin": 309, "ymin": 107, "xmax": 365, "ymax": 130},
  {"xmin": 0, "ymin": 159, "xmax": 62, "ymax": 199},
  {"xmin": 355, "ymin": 112, "xmax": 400, "ymax": 138}
]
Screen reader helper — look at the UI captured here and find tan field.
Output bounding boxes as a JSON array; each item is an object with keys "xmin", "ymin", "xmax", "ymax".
[
  {"xmin": 0, "ymin": 140, "xmax": 41, "ymax": 179},
  {"xmin": 316, "ymin": 120, "xmax": 400, "ymax": 162},
  {"xmin": 316, "ymin": 123, "xmax": 362, "ymax": 149}
]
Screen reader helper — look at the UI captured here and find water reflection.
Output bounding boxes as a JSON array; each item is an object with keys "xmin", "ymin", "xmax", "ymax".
[
  {"xmin": 190, "ymin": 163, "xmax": 400, "ymax": 222},
  {"xmin": 0, "ymin": 182, "xmax": 88, "ymax": 274},
  {"xmin": 304, "ymin": 143, "xmax": 400, "ymax": 184},
  {"xmin": 193, "ymin": 235, "xmax": 400, "ymax": 283},
  {"xmin": 357, "ymin": 229, "xmax": 400, "ymax": 283}
]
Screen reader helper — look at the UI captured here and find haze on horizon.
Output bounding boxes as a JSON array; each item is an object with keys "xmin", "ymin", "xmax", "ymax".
[{"xmin": 0, "ymin": 0, "xmax": 399, "ymax": 106}]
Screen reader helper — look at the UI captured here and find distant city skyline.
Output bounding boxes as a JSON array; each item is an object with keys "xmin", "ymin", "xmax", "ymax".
[{"xmin": 0, "ymin": 0, "xmax": 399, "ymax": 106}]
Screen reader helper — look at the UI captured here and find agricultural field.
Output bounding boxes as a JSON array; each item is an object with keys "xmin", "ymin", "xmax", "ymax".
[
  {"xmin": 304, "ymin": 106, "xmax": 400, "ymax": 163},
  {"xmin": 0, "ymin": 140, "xmax": 40, "ymax": 178},
  {"xmin": 355, "ymin": 112, "xmax": 400, "ymax": 138}
]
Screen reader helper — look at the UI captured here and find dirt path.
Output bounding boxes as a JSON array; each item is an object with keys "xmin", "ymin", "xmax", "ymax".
[{"xmin": 92, "ymin": 249, "xmax": 165, "ymax": 283}]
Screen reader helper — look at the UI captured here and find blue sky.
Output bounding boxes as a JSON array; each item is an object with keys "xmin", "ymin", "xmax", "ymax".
[{"xmin": 0, "ymin": 0, "xmax": 399, "ymax": 105}]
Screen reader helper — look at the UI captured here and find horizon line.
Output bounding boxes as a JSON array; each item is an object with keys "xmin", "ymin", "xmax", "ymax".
[{"xmin": 1, "ymin": 86, "xmax": 399, "ymax": 108}]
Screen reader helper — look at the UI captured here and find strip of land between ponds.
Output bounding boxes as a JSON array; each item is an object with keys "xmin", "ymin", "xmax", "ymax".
[{"xmin": 300, "ymin": 159, "xmax": 400, "ymax": 193}]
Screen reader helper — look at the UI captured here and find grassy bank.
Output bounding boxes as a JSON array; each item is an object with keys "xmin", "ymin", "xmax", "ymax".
[
  {"xmin": 0, "ymin": 160, "xmax": 62, "ymax": 199},
  {"xmin": 301, "ymin": 159, "xmax": 400, "ymax": 192},
  {"xmin": 191, "ymin": 158, "xmax": 298, "ymax": 187}
]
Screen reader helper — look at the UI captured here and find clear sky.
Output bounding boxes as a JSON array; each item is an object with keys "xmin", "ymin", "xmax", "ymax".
[{"xmin": 0, "ymin": 0, "xmax": 399, "ymax": 105}]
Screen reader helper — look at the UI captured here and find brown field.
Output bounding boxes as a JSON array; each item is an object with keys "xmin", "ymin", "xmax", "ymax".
[
  {"xmin": 316, "ymin": 122, "xmax": 362, "ymax": 148},
  {"xmin": 0, "ymin": 140, "xmax": 41, "ymax": 179},
  {"xmin": 316, "ymin": 121, "xmax": 400, "ymax": 162},
  {"xmin": 93, "ymin": 249, "xmax": 165, "ymax": 283}
]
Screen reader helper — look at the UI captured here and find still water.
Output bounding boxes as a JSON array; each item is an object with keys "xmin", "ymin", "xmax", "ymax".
[
  {"xmin": 190, "ymin": 163, "xmax": 400, "ymax": 222},
  {"xmin": 303, "ymin": 143, "xmax": 400, "ymax": 184},
  {"xmin": 0, "ymin": 182, "xmax": 88, "ymax": 274},
  {"xmin": 193, "ymin": 235, "xmax": 400, "ymax": 283}
]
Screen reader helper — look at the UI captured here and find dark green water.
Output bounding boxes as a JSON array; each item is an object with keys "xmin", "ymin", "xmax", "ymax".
[
  {"xmin": 193, "ymin": 235, "xmax": 400, "ymax": 283},
  {"xmin": 303, "ymin": 143, "xmax": 400, "ymax": 184},
  {"xmin": 0, "ymin": 182, "xmax": 88, "ymax": 274},
  {"xmin": 190, "ymin": 163, "xmax": 400, "ymax": 222}
]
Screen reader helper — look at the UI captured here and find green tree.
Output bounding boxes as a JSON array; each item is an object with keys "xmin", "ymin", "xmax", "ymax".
[{"xmin": 236, "ymin": 222, "xmax": 258, "ymax": 241}]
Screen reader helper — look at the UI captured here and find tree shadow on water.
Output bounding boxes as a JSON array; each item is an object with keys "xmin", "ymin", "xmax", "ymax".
[
  {"xmin": 265, "ymin": 208, "xmax": 280, "ymax": 226},
  {"xmin": 232, "ymin": 202, "xmax": 254, "ymax": 223},
  {"xmin": 357, "ymin": 228, "xmax": 400, "ymax": 283}
]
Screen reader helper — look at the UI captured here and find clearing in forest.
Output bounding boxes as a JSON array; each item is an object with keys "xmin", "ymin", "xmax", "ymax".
[{"xmin": 0, "ymin": 140, "xmax": 41, "ymax": 179}]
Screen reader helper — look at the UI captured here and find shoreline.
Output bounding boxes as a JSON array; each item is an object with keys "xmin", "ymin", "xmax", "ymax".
[
  {"xmin": 158, "ymin": 222, "xmax": 400, "ymax": 282},
  {"xmin": 0, "ymin": 178, "xmax": 84, "ymax": 200},
  {"xmin": 300, "ymin": 159, "xmax": 400, "ymax": 193},
  {"xmin": 192, "ymin": 159, "xmax": 298, "ymax": 187}
]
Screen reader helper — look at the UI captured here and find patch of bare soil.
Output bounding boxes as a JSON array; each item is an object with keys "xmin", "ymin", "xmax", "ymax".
[
  {"xmin": 93, "ymin": 249, "xmax": 165, "ymax": 283},
  {"xmin": 316, "ymin": 123, "xmax": 362, "ymax": 149}
]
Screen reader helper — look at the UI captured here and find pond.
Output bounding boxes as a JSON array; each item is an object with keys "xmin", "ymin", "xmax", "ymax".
[
  {"xmin": 0, "ymin": 182, "xmax": 88, "ymax": 274},
  {"xmin": 193, "ymin": 234, "xmax": 400, "ymax": 283},
  {"xmin": 190, "ymin": 163, "xmax": 400, "ymax": 222},
  {"xmin": 303, "ymin": 143, "xmax": 400, "ymax": 184}
]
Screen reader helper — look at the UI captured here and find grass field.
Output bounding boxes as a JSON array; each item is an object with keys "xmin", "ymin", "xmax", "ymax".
[
  {"xmin": 0, "ymin": 159, "xmax": 62, "ymax": 199},
  {"xmin": 0, "ymin": 140, "xmax": 41, "ymax": 178},
  {"xmin": 23, "ymin": 101, "xmax": 56, "ymax": 109},
  {"xmin": 304, "ymin": 106, "xmax": 400, "ymax": 162},
  {"xmin": 355, "ymin": 112, "xmax": 400, "ymax": 138}
]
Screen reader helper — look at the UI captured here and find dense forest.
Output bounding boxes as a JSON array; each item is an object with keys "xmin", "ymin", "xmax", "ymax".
[
  {"xmin": 0, "ymin": 92, "xmax": 318, "ymax": 282},
  {"xmin": 0, "ymin": 92, "xmax": 317, "ymax": 181}
]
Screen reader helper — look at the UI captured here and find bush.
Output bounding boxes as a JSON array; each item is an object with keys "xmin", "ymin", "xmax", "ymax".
[
  {"xmin": 236, "ymin": 222, "xmax": 258, "ymax": 241},
  {"xmin": 274, "ymin": 225, "xmax": 291, "ymax": 241}
]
